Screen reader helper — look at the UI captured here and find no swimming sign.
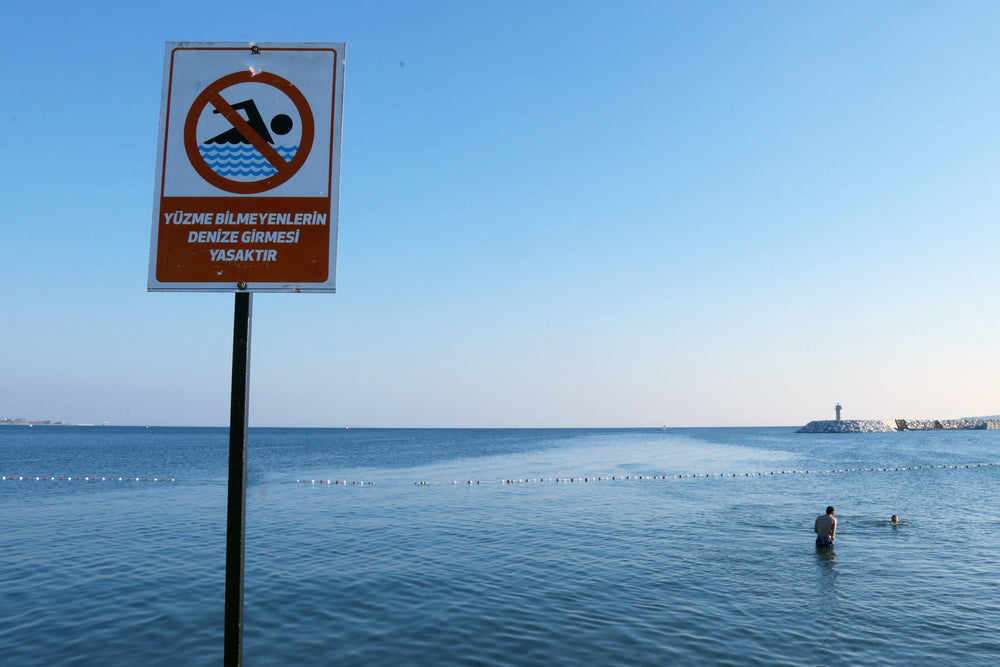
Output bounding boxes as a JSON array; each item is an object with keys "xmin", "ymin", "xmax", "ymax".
[{"xmin": 149, "ymin": 42, "xmax": 345, "ymax": 292}]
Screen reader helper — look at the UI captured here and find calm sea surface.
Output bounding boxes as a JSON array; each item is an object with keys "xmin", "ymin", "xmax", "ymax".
[{"xmin": 2, "ymin": 426, "xmax": 999, "ymax": 666}]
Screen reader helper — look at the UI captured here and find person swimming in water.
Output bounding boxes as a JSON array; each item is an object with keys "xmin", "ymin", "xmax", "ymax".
[
  {"xmin": 814, "ymin": 505, "xmax": 836, "ymax": 548},
  {"xmin": 890, "ymin": 515, "xmax": 900, "ymax": 526}
]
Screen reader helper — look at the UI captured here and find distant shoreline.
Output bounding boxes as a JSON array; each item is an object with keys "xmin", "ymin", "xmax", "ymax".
[
  {"xmin": 1, "ymin": 422, "xmax": 800, "ymax": 430},
  {"xmin": 0, "ymin": 419, "xmax": 70, "ymax": 426},
  {"xmin": 0, "ymin": 419, "xmax": 108, "ymax": 427}
]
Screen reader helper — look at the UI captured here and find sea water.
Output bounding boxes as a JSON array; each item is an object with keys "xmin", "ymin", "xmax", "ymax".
[{"xmin": 2, "ymin": 426, "xmax": 999, "ymax": 666}]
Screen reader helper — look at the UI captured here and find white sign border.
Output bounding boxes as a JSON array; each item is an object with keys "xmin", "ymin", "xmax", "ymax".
[{"xmin": 148, "ymin": 41, "xmax": 345, "ymax": 293}]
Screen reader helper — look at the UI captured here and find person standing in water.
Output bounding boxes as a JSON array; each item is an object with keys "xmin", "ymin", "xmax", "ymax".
[{"xmin": 815, "ymin": 506, "xmax": 837, "ymax": 548}]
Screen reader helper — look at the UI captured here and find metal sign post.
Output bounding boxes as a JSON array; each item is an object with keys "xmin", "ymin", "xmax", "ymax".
[{"xmin": 224, "ymin": 291, "xmax": 252, "ymax": 666}]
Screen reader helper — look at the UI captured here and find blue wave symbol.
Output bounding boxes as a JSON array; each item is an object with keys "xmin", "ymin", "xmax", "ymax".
[{"xmin": 198, "ymin": 145, "xmax": 299, "ymax": 179}]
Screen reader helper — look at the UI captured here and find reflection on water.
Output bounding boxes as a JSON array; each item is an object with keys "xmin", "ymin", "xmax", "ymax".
[
  {"xmin": 814, "ymin": 545, "xmax": 839, "ymax": 607},
  {"xmin": 815, "ymin": 545, "xmax": 837, "ymax": 568}
]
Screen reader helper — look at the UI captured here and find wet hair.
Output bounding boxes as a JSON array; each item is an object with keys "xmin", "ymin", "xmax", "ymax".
[{"xmin": 826, "ymin": 506, "xmax": 835, "ymax": 515}]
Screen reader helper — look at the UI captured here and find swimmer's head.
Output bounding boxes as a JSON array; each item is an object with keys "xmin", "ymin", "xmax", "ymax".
[{"xmin": 891, "ymin": 515, "xmax": 899, "ymax": 523}]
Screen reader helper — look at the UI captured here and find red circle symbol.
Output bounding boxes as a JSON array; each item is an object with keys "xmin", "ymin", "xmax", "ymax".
[{"xmin": 184, "ymin": 71, "xmax": 315, "ymax": 194}]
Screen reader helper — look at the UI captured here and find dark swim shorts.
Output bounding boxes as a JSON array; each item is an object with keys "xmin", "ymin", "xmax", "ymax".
[{"xmin": 815, "ymin": 537, "xmax": 834, "ymax": 548}]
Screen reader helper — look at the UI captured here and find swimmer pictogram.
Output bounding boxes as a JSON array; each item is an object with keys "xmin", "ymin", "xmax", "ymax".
[
  {"xmin": 183, "ymin": 70, "xmax": 315, "ymax": 194},
  {"xmin": 203, "ymin": 99, "xmax": 293, "ymax": 146}
]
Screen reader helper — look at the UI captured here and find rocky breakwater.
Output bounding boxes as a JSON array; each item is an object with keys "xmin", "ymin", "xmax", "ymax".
[
  {"xmin": 797, "ymin": 420, "xmax": 897, "ymax": 433},
  {"xmin": 896, "ymin": 418, "xmax": 988, "ymax": 431},
  {"xmin": 798, "ymin": 418, "xmax": 993, "ymax": 433}
]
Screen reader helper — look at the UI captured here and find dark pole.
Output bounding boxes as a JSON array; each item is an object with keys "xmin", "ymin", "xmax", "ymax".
[{"xmin": 225, "ymin": 291, "xmax": 252, "ymax": 666}]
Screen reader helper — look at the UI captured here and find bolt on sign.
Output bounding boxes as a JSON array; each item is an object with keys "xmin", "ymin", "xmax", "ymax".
[{"xmin": 149, "ymin": 42, "xmax": 345, "ymax": 292}]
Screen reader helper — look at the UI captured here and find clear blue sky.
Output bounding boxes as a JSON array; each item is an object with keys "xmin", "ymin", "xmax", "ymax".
[{"xmin": 3, "ymin": 1, "xmax": 1000, "ymax": 427}]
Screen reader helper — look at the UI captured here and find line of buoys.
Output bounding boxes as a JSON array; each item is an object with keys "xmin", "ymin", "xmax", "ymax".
[
  {"xmin": 10, "ymin": 463, "xmax": 995, "ymax": 488},
  {"xmin": 3, "ymin": 476, "xmax": 181, "ymax": 482},
  {"xmin": 3, "ymin": 476, "xmax": 376, "ymax": 486},
  {"xmin": 283, "ymin": 480, "xmax": 375, "ymax": 485},
  {"xmin": 408, "ymin": 462, "xmax": 1000, "ymax": 486}
]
